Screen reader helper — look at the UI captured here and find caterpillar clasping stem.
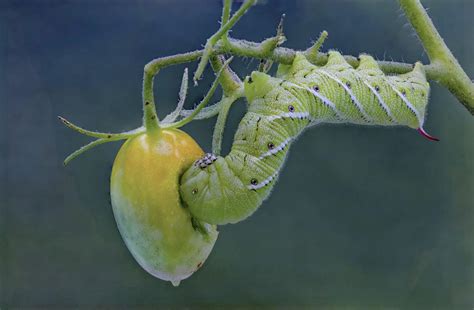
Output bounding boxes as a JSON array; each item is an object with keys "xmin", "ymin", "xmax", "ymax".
[{"xmin": 181, "ymin": 51, "xmax": 437, "ymax": 225}]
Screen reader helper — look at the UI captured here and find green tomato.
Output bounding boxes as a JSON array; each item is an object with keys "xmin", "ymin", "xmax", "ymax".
[{"xmin": 110, "ymin": 129, "xmax": 218, "ymax": 286}]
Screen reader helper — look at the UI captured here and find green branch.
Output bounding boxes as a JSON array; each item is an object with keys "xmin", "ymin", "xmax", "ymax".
[
  {"xmin": 211, "ymin": 92, "xmax": 243, "ymax": 156},
  {"xmin": 399, "ymin": 0, "xmax": 474, "ymax": 114},
  {"xmin": 193, "ymin": 0, "xmax": 256, "ymax": 83},
  {"xmin": 142, "ymin": 71, "xmax": 160, "ymax": 131}
]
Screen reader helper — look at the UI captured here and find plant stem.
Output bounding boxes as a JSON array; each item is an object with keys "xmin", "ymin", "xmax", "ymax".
[
  {"xmin": 193, "ymin": 0, "xmax": 256, "ymax": 83},
  {"xmin": 221, "ymin": 0, "xmax": 232, "ymax": 42},
  {"xmin": 212, "ymin": 92, "xmax": 242, "ymax": 155},
  {"xmin": 399, "ymin": 0, "xmax": 474, "ymax": 114},
  {"xmin": 146, "ymin": 40, "xmax": 436, "ymax": 82},
  {"xmin": 208, "ymin": 0, "xmax": 243, "ymax": 96},
  {"xmin": 142, "ymin": 72, "xmax": 160, "ymax": 131},
  {"xmin": 210, "ymin": 55, "xmax": 242, "ymax": 95}
]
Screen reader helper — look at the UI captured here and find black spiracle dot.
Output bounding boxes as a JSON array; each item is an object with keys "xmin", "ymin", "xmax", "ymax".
[
  {"xmin": 375, "ymin": 85, "xmax": 380, "ymax": 92},
  {"xmin": 192, "ymin": 188, "xmax": 198, "ymax": 195},
  {"xmin": 401, "ymin": 89, "xmax": 406, "ymax": 96},
  {"xmin": 313, "ymin": 85, "xmax": 320, "ymax": 92},
  {"xmin": 250, "ymin": 178, "xmax": 258, "ymax": 186},
  {"xmin": 248, "ymin": 77, "xmax": 253, "ymax": 84},
  {"xmin": 345, "ymin": 82, "xmax": 351, "ymax": 89},
  {"xmin": 288, "ymin": 105, "xmax": 295, "ymax": 112},
  {"xmin": 267, "ymin": 142, "xmax": 275, "ymax": 150}
]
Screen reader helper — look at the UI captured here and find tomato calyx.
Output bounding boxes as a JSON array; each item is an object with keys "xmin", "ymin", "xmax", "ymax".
[{"xmin": 60, "ymin": 59, "xmax": 231, "ymax": 165}]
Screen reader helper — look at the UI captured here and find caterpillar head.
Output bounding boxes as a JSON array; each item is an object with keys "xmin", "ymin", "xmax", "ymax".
[{"xmin": 244, "ymin": 71, "xmax": 274, "ymax": 102}]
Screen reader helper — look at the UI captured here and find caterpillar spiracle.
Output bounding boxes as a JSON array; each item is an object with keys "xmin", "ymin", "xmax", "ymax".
[{"xmin": 180, "ymin": 51, "xmax": 434, "ymax": 225}]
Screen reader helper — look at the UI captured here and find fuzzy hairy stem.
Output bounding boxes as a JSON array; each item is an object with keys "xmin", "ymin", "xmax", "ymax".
[
  {"xmin": 193, "ymin": 0, "xmax": 256, "ymax": 83},
  {"xmin": 208, "ymin": 0, "xmax": 243, "ymax": 96},
  {"xmin": 146, "ymin": 40, "xmax": 436, "ymax": 84},
  {"xmin": 399, "ymin": 0, "xmax": 474, "ymax": 114},
  {"xmin": 210, "ymin": 55, "xmax": 242, "ymax": 95}
]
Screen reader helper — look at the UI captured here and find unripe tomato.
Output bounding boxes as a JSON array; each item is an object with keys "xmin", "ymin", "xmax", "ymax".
[{"xmin": 110, "ymin": 129, "xmax": 218, "ymax": 286}]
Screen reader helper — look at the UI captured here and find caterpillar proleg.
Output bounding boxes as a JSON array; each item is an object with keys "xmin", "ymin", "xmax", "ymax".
[{"xmin": 180, "ymin": 51, "xmax": 433, "ymax": 225}]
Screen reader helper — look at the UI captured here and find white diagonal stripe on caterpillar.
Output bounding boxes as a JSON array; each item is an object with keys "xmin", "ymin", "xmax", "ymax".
[
  {"xmin": 318, "ymin": 69, "xmax": 372, "ymax": 123},
  {"xmin": 284, "ymin": 82, "xmax": 345, "ymax": 119},
  {"xmin": 386, "ymin": 79, "xmax": 423, "ymax": 125},
  {"xmin": 259, "ymin": 137, "xmax": 292, "ymax": 159},
  {"xmin": 352, "ymin": 71, "xmax": 397, "ymax": 124},
  {"xmin": 267, "ymin": 111, "xmax": 311, "ymax": 121},
  {"xmin": 247, "ymin": 170, "xmax": 280, "ymax": 190}
]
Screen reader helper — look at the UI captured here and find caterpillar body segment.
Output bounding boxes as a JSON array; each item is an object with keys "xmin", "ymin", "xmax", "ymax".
[{"xmin": 180, "ymin": 51, "xmax": 432, "ymax": 225}]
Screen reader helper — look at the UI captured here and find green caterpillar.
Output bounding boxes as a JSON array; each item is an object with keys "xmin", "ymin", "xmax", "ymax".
[{"xmin": 180, "ymin": 51, "xmax": 434, "ymax": 225}]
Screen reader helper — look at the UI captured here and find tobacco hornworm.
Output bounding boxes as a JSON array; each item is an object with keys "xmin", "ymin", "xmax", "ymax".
[{"xmin": 180, "ymin": 51, "xmax": 433, "ymax": 225}]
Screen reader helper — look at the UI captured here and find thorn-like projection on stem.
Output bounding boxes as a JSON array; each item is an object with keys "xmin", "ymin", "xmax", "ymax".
[
  {"xmin": 258, "ymin": 14, "xmax": 286, "ymax": 73},
  {"xmin": 304, "ymin": 30, "xmax": 328, "ymax": 64}
]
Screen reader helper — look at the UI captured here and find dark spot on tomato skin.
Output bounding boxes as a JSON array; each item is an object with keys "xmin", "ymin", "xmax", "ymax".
[{"xmin": 197, "ymin": 262, "xmax": 203, "ymax": 268}]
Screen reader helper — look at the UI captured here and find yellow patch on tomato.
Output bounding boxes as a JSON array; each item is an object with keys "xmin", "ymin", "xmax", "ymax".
[{"xmin": 110, "ymin": 129, "xmax": 218, "ymax": 286}]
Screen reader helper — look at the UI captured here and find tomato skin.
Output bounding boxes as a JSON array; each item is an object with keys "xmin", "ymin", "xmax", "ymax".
[{"xmin": 110, "ymin": 129, "xmax": 218, "ymax": 286}]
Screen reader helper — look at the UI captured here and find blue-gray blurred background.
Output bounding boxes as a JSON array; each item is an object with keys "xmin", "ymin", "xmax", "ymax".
[{"xmin": 1, "ymin": 0, "xmax": 473, "ymax": 308}]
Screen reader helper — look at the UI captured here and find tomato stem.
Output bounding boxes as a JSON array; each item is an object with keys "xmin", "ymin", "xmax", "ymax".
[{"xmin": 143, "ymin": 71, "xmax": 160, "ymax": 132}]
